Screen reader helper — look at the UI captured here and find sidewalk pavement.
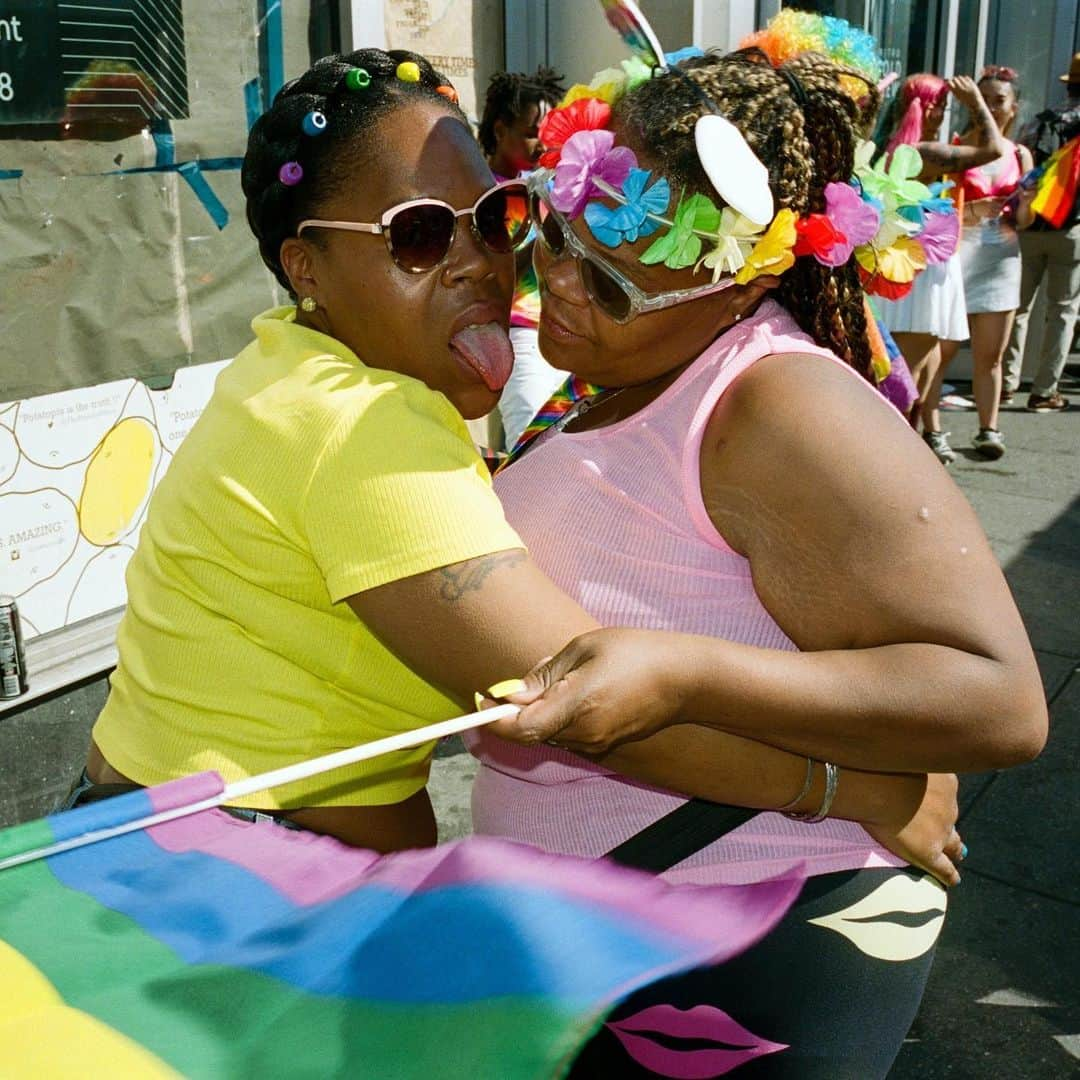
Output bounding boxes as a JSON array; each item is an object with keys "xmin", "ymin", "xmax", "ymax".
[{"xmin": 1, "ymin": 377, "xmax": 1076, "ymax": 1078}]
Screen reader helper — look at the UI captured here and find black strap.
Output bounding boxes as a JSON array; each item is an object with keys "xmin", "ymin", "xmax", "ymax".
[{"xmin": 604, "ymin": 799, "xmax": 757, "ymax": 874}]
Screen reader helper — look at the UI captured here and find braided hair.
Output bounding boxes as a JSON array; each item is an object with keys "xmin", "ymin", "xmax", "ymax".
[
  {"xmin": 478, "ymin": 66, "xmax": 565, "ymax": 156},
  {"xmin": 615, "ymin": 49, "xmax": 880, "ymax": 379},
  {"xmin": 242, "ymin": 48, "xmax": 465, "ymax": 294}
]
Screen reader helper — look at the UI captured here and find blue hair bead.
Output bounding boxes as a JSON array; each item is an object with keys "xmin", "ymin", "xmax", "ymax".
[{"xmin": 302, "ymin": 110, "xmax": 327, "ymax": 137}]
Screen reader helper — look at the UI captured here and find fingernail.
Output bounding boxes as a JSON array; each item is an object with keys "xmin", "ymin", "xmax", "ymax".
[
  {"xmin": 486, "ymin": 678, "xmax": 527, "ymax": 699},
  {"xmin": 473, "ymin": 692, "xmax": 484, "ymax": 710},
  {"xmin": 960, "ymin": 843, "xmax": 968, "ymax": 860}
]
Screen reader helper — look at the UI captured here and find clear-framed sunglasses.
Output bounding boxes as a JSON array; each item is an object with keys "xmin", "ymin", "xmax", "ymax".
[
  {"xmin": 528, "ymin": 172, "xmax": 736, "ymax": 324},
  {"xmin": 298, "ymin": 179, "xmax": 530, "ymax": 273}
]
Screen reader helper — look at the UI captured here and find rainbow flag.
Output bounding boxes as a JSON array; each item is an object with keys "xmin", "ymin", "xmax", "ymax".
[
  {"xmin": 503, "ymin": 374, "xmax": 602, "ymax": 466},
  {"xmin": 1032, "ymin": 134, "xmax": 1080, "ymax": 228},
  {"xmin": 0, "ymin": 781, "xmax": 799, "ymax": 1078}
]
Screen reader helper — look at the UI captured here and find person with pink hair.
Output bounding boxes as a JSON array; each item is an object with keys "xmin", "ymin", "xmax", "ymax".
[{"xmin": 878, "ymin": 74, "xmax": 1009, "ymax": 463}]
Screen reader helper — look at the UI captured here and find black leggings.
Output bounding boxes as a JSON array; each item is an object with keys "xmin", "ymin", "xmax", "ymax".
[{"xmin": 568, "ymin": 865, "xmax": 945, "ymax": 1079}]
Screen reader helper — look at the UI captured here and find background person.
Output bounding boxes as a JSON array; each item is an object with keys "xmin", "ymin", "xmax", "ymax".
[
  {"xmin": 933, "ymin": 66, "xmax": 1035, "ymax": 459},
  {"xmin": 478, "ymin": 67, "xmax": 568, "ymax": 448},
  {"xmin": 1002, "ymin": 52, "xmax": 1080, "ymax": 412},
  {"xmin": 877, "ymin": 73, "xmax": 1008, "ymax": 464}
]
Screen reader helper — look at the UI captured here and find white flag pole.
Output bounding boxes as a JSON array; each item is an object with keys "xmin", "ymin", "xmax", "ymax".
[{"xmin": 0, "ymin": 703, "xmax": 518, "ymax": 872}]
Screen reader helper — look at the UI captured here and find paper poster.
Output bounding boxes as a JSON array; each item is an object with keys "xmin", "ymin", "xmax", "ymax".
[
  {"xmin": 383, "ymin": 0, "xmax": 505, "ymax": 122},
  {"xmin": 0, "ymin": 361, "xmax": 228, "ymax": 639}
]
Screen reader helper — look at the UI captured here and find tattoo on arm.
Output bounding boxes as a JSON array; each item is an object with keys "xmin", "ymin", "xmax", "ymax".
[
  {"xmin": 918, "ymin": 143, "xmax": 978, "ymax": 171},
  {"xmin": 968, "ymin": 94, "xmax": 998, "ymax": 148},
  {"xmin": 437, "ymin": 550, "xmax": 527, "ymax": 601}
]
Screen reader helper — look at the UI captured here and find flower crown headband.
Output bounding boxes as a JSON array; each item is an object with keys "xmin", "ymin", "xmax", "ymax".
[{"xmin": 535, "ymin": 44, "xmax": 958, "ymax": 297}]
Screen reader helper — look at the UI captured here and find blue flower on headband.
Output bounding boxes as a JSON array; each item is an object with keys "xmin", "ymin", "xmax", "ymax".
[
  {"xmin": 665, "ymin": 46, "xmax": 705, "ymax": 66},
  {"xmin": 921, "ymin": 180, "xmax": 956, "ymax": 215},
  {"xmin": 584, "ymin": 168, "xmax": 671, "ymax": 247},
  {"xmin": 899, "ymin": 180, "xmax": 956, "ymax": 230}
]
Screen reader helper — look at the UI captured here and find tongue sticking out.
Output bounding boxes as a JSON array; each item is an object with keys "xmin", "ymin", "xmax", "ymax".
[{"xmin": 450, "ymin": 323, "xmax": 514, "ymax": 392}]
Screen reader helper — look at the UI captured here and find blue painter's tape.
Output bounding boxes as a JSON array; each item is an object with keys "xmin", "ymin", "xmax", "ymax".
[
  {"xmin": 151, "ymin": 120, "xmax": 176, "ymax": 168},
  {"xmin": 97, "ymin": 157, "xmax": 242, "ymax": 228},
  {"xmin": 106, "ymin": 158, "xmax": 243, "ymax": 176},
  {"xmin": 178, "ymin": 161, "xmax": 229, "ymax": 230},
  {"xmin": 265, "ymin": 1, "xmax": 285, "ymax": 106},
  {"xmin": 244, "ymin": 77, "xmax": 262, "ymax": 131}
]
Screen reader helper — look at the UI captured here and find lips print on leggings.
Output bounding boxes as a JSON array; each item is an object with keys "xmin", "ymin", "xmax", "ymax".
[
  {"xmin": 807, "ymin": 872, "xmax": 947, "ymax": 962},
  {"xmin": 606, "ymin": 1003, "xmax": 788, "ymax": 1078}
]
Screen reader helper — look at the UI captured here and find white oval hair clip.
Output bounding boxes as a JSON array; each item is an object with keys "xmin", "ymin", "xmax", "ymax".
[{"xmin": 694, "ymin": 114, "xmax": 775, "ymax": 226}]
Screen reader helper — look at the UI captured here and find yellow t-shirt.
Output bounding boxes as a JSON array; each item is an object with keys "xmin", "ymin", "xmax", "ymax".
[{"xmin": 94, "ymin": 308, "xmax": 523, "ymax": 808}]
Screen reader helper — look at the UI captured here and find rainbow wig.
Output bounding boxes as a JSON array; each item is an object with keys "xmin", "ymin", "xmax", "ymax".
[
  {"xmin": 886, "ymin": 74, "xmax": 948, "ymax": 156},
  {"xmin": 740, "ymin": 9, "xmax": 884, "ymax": 101}
]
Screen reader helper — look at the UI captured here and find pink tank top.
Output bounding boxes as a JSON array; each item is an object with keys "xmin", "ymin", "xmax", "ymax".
[
  {"xmin": 467, "ymin": 300, "xmax": 905, "ymax": 885},
  {"xmin": 960, "ymin": 139, "xmax": 1022, "ymax": 200}
]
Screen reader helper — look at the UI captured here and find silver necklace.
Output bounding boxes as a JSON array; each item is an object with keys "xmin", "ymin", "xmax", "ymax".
[{"xmin": 550, "ymin": 387, "xmax": 628, "ymax": 435}]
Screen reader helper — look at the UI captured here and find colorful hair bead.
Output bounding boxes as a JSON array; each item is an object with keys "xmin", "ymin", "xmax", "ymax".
[
  {"xmin": 278, "ymin": 161, "xmax": 303, "ymax": 186},
  {"xmin": 396, "ymin": 61, "xmax": 421, "ymax": 83},
  {"xmin": 302, "ymin": 110, "xmax": 327, "ymax": 136},
  {"xmin": 345, "ymin": 66, "xmax": 371, "ymax": 91},
  {"xmin": 436, "ymin": 84, "xmax": 459, "ymax": 103}
]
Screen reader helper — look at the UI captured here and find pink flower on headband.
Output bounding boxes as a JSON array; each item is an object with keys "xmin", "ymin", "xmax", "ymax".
[
  {"xmin": 538, "ymin": 98, "xmax": 612, "ymax": 168},
  {"xmin": 819, "ymin": 181, "xmax": 880, "ymax": 265},
  {"xmin": 550, "ymin": 129, "xmax": 636, "ymax": 218},
  {"xmin": 915, "ymin": 207, "xmax": 960, "ymax": 265}
]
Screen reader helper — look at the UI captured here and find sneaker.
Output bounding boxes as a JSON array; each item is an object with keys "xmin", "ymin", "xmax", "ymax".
[
  {"xmin": 923, "ymin": 430, "xmax": 956, "ymax": 464},
  {"xmin": 999, "ymin": 389, "xmax": 1015, "ymax": 405},
  {"xmin": 1026, "ymin": 392, "xmax": 1070, "ymax": 412},
  {"xmin": 972, "ymin": 427, "xmax": 1006, "ymax": 459}
]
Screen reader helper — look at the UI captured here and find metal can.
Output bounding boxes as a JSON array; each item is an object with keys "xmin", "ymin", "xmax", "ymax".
[{"xmin": 0, "ymin": 595, "xmax": 29, "ymax": 700}]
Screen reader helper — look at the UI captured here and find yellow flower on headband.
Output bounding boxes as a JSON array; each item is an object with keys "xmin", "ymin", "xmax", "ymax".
[
  {"xmin": 560, "ymin": 84, "xmax": 597, "ymax": 107},
  {"xmin": 734, "ymin": 208, "xmax": 797, "ymax": 284},
  {"xmin": 855, "ymin": 234, "xmax": 926, "ymax": 284},
  {"xmin": 561, "ymin": 67, "xmax": 627, "ymax": 108}
]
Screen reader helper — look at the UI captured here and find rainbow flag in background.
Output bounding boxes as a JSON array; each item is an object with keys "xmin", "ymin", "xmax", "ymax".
[
  {"xmin": 1032, "ymin": 134, "xmax": 1080, "ymax": 228},
  {"xmin": 0, "ymin": 780, "xmax": 799, "ymax": 1078}
]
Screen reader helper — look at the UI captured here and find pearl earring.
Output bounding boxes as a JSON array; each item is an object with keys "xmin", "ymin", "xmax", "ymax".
[{"xmin": 300, "ymin": 296, "xmax": 317, "ymax": 313}]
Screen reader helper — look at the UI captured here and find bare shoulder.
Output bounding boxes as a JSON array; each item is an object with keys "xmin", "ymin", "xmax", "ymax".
[
  {"xmin": 699, "ymin": 350, "xmax": 963, "ymax": 556},
  {"xmin": 699, "ymin": 351, "xmax": 1011, "ymax": 654},
  {"xmin": 705, "ymin": 349, "xmax": 907, "ymax": 470}
]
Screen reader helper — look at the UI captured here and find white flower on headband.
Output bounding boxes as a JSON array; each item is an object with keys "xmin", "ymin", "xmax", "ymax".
[{"xmin": 695, "ymin": 208, "xmax": 766, "ymax": 281}]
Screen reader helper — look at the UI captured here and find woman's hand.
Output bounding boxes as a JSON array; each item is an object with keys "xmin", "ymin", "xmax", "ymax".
[
  {"xmin": 484, "ymin": 628, "xmax": 689, "ymax": 754},
  {"xmin": 967, "ymin": 195, "xmax": 1007, "ymax": 223},
  {"xmin": 947, "ymin": 75, "xmax": 983, "ymax": 111},
  {"xmin": 861, "ymin": 772, "xmax": 964, "ymax": 887}
]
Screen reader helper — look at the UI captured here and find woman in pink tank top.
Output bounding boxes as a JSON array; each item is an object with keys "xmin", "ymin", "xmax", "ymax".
[{"xmin": 471, "ymin": 39, "xmax": 1047, "ymax": 1080}]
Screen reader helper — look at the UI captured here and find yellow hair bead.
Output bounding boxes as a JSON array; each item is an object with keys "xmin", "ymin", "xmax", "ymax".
[{"xmin": 396, "ymin": 61, "xmax": 421, "ymax": 83}]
